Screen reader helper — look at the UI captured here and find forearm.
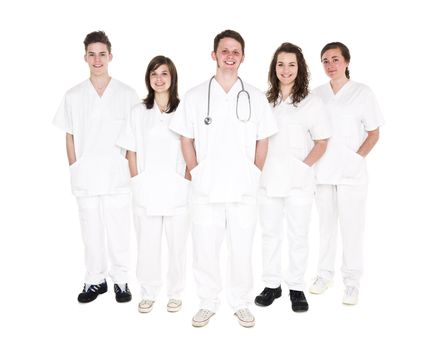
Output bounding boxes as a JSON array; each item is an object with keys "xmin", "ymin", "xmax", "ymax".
[
  {"xmin": 66, "ymin": 133, "xmax": 76, "ymax": 166},
  {"xmin": 181, "ymin": 136, "xmax": 197, "ymax": 171},
  {"xmin": 303, "ymin": 139, "xmax": 328, "ymax": 167},
  {"xmin": 357, "ymin": 128, "xmax": 380, "ymax": 158},
  {"xmin": 126, "ymin": 151, "xmax": 138, "ymax": 177},
  {"xmin": 255, "ymin": 138, "xmax": 269, "ymax": 170}
]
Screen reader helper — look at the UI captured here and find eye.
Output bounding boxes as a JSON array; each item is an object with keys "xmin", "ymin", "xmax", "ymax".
[
  {"xmin": 322, "ymin": 60, "xmax": 328, "ymax": 65},
  {"xmin": 333, "ymin": 58, "xmax": 339, "ymax": 63},
  {"xmin": 233, "ymin": 51, "xmax": 240, "ymax": 56}
]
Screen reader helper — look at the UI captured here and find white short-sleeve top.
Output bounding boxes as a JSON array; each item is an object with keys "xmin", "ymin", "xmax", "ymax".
[
  {"xmin": 169, "ymin": 78, "xmax": 278, "ymax": 204},
  {"xmin": 53, "ymin": 78, "xmax": 139, "ymax": 197},
  {"xmin": 117, "ymin": 102, "xmax": 189, "ymax": 216},
  {"xmin": 260, "ymin": 93, "xmax": 332, "ymax": 197},
  {"xmin": 313, "ymin": 81, "xmax": 385, "ymax": 185}
]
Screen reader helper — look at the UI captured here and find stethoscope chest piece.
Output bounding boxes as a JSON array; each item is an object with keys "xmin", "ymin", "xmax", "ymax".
[{"xmin": 204, "ymin": 116, "xmax": 212, "ymax": 125}]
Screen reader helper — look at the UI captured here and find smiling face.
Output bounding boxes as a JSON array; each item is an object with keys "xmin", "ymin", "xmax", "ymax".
[
  {"xmin": 211, "ymin": 37, "xmax": 244, "ymax": 73},
  {"xmin": 84, "ymin": 42, "xmax": 112, "ymax": 77},
  {"xmin": 275, "ymin": 52, "xmax": 298, "ymax": 89},
  {"xmin": 149, "ymin": 64, "xmax": 171, "ymax": 94},
  {"xmin": 321, "ymin": 48, "xmax": 348, "ymax": 80}
]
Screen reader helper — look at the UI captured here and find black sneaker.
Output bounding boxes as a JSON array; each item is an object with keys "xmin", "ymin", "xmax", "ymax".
[
  {"xmin": 289, "ymin": 290, "xmax": 309, "ymax": 312},
  {"xmin": 78, "ymin": 280, "xmax": 108, "ymax": 303},
  {"xmin": 114, "ymin": 284, "xmax": 132, "ymax": 303},
  {"xmin": 254, "ymin": 286, "xmax": 282, "ymax": 307}
]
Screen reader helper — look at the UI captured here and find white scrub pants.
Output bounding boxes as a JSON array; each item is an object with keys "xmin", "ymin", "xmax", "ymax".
[
  {"xmin": 76, "ymin": 193, "xmax": 131, "ymax": 285},
  {"xmin": 259, "ymin": 188, "xmax": 313, "ymax": 291},
  {"xmin": 315, "ymin": 184, "xmax": 367, "ymax": 288},
  {"xmin": 191, "ymin": 202, "xmax": 257, "ymax": 313},
  {"xmin": 134, "ymin": 211, "xmax": 189, "ymax": 300}
]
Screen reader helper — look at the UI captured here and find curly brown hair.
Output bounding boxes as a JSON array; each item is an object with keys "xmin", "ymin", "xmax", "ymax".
[{"xmin": 266, "ymin": 42, "xmax": 310, "ymax": 107}]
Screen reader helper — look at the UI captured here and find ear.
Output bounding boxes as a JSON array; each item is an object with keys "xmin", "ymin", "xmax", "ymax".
[
  {"xmin": 84, "ymin": 54, "xmax": 87, "ymax": 63},
  {"xmin": 241, "ymin": 54, "xmax": 245, "ymax": 63},
  {"xmin": 109, "ymin": 53, "xmax": 113, "ymax": 62},
  {"xmin": 211, "ymin": 51, "xmax": 216, "ymax": 61}
]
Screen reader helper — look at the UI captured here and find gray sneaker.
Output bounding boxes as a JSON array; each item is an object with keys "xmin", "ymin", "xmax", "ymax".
[{"xmin": 234, "ymin": 308, "xmax": 255, "ymax": 328}]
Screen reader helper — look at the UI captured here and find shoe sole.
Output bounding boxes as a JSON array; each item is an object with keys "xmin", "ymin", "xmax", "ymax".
[
  {"xmin": 236, "ymin": 316, "xmax": 255, "ymax": 328},
  {"xmin": 138, "ymin": 306, "xmax": 154, "ymax": 313},
  {"xmin": 292, "ymin": 306, "xmax": 309, "ymax": 312},
  {"xmin": 167, "ymin": 304, "xmax": 182, "ymax": 312},
  {"xmin": 342, "ymin": 299, "xmax": 358, "ymax": 305},
  {"xmin": 192, "ymin": 314, "xmax": 214, "ymax": 327},
  {"xmin": 116, "ymin": 296, "xmax": 132, "ymax": 303}
]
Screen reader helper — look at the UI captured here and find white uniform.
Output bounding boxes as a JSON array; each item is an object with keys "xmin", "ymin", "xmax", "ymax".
[
  {"xmin": 170, "ymin": 78, "xmax": 278, "ymax": 312},
  {"xmin": 53, "ymin": 78, "xmax": 138, "ymax": 284},
  {"xmin": 313, "ymin": 80, "xmax": 384, "ymax": 288},
  {"xmin": 259, "ymin": 94, "xmax": 331, "ymax": 291},
  {"xmin": 116, "ymin": 102, "xmax": 190, "ymax": 300}
]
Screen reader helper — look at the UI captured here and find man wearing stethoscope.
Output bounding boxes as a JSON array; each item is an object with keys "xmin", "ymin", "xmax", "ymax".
[{"xmin": 170, "ymin": 29, "xmax": 277, "ymax": 328}]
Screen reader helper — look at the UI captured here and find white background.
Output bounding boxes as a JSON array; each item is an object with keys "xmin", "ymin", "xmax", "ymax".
[{"xmin": 0, "ymin": 0, "xmax": 440, "ymax": 348}]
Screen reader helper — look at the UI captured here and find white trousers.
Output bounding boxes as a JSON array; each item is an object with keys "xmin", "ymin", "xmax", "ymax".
[
  {"xmin": 191, "ymin": 202, "xmax": 257, "ymax": 312},
  {"xmin": 315, "ymin": 184, "xmax": 367, "ymax": 288},
  {"xmin": 259, "ymin": 188, "xmax": 314, "ymax": 291},
  {"xmin": 134, "ymin": 211, "xmax": 190, "ymax": 300},
  {"xmin": 76, "ymin": 193, "xmax": 131, "ymax": 284}
]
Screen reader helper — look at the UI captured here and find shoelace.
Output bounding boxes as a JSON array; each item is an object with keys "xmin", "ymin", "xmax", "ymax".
[
  {"xmin": 198, "ymin": 309, "xmax": 213, "ymax": 319},
  {"xmin": 88, "ymin": 284, "xmax": 100, "ymax": 293},
  {"xmin": 236, "ymin": 309, "xmax": 252, "ymax": 319}
]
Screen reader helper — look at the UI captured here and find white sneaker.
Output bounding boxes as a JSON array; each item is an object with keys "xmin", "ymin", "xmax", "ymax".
[
  {"xmin": 342, "ymin": 286, "xmax": 359, "ymax": 305},
  {"xmin": 309, "ymin": 276, "xmax": 332, "ymax": 294},
  {"xmin": 234, "ymin": 308, "xmax": 255, "ymax": 328},
  {"xmin": 167, "ymin": 299, "xmax": 182, "ymax": 312},
  {"xmin": 138, "ymin": 299, "xmax": 154, "ymax": 313},
  {"xmin": 192, "ymin": 309, "xmax": 215, "ymax": 327}
]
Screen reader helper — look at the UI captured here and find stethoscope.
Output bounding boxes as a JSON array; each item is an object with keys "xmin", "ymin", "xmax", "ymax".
[{"xmin": 204, "ymin": 76, "xmax": 251, "ymax": 125}]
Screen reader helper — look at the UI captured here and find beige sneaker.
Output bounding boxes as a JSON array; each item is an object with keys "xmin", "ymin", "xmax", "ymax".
[
  {"xmin": 234, "ymin": 308, "xmax": 255, "ymax": 328},
  {"xmin": 192, "ymin": 309, "xmax": 215, "ymax": 327},
  {"xmin": 309, "ymin": 276, "xmax": 332, "ymax": 294},
  {"xmin": 167, "ymin": 299, "xmax": 182, "ymax": 312},
  {"xmin": 138, "ymin": 299, "xmax": 154, "ymax": 313},
  {"xmin": 342, "ymin": 287, "xmax": 359, "ymax": 305}
]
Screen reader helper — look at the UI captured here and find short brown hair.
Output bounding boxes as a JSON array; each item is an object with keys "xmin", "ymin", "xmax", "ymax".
[
  {"xmin": 213, "ymin": 29, "xmax": 245, "ymax": 53},
  {"xmin": 83, "ymin": 31, "xmax": 112, "ymax": 53}
]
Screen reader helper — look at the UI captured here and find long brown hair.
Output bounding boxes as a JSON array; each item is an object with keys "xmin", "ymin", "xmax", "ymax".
[
  {"xmin": 143, "ymin": 55, "xmax": 179, "ymax": 113},
  {"xmin": 267, "ymin": 42, "xmax": 309, "ymax": 107}
]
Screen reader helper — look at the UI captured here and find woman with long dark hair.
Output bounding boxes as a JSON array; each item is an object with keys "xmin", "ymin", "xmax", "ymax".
[
  {"xmin": 117, "ymin": 55, "xmax": 190, "ymax": 314},
  {"xmin": 309, "ymin": 42, "xmax": 384, "ymax": 305},
  {"xmin": 255, "ymin": 43, "xmax": 331, "ymax": 312}
]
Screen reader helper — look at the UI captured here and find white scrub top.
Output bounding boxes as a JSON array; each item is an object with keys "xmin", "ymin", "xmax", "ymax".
[
  {"xmin": 314, "ymin": 80, "xmax": 385, "ymax": 185},
  {"xmin": 53, "ymin": 78, "xmax": 139, "ymax": 197},
  {"xmin": 117, "ymin": 102, "xmax": 190, "ymax": 216},
  {"xmin": 260, "ymin": 94, "xmax": 331, "ymax": 197},
  {"xmin": 169, "ymin": 78, "xmax": 278, "ymax": 204}
]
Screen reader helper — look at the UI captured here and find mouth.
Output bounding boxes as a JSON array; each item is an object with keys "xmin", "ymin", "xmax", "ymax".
[
  {"xmin": 93, "ymin": 64, "xmax": 103, "ymax": 68},
  {"xmin": 225, "ymin": 60, "xmax": 236, "ymax": 66},
  {"xmin": 280, "ymin": 74, "xmax": 292, "ymax": 78}
]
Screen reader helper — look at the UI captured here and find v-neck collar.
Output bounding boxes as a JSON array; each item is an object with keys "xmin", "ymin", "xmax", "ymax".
[
  {"xmin": 88, "ymin": 77, "xmax": 113, "ymax": 99},
  {"xmin": 329, "ymin": 79, "xmax": 352, "ymax": 97}
]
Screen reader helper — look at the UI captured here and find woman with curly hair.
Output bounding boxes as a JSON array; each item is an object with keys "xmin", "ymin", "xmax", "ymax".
[{"xmin": 255, "ymin": 43, "xmax": 331, "ymax": 312}]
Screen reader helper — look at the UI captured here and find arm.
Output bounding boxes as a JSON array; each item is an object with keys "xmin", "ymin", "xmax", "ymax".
[
  {"xmin": 181, "ymin": 136, "xmax": 198, "ymax": 172},
  {"xmin": 66, "ymin": 133, "xmax": 76, "ymax": 166},
  {"xmin": 255, "ymin": 138, "xmax": 269, "ymax": 170},
  {"xmin": 357, "ymin": 128, "xmax": 380, "ymax": 158},
  {"xmin": 303, "ymin": 139, "xmax": 328, "ymax": 167},
  {"xmin": 126, "ymin": 150, "xmax": 138, "ymax": 177}
]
